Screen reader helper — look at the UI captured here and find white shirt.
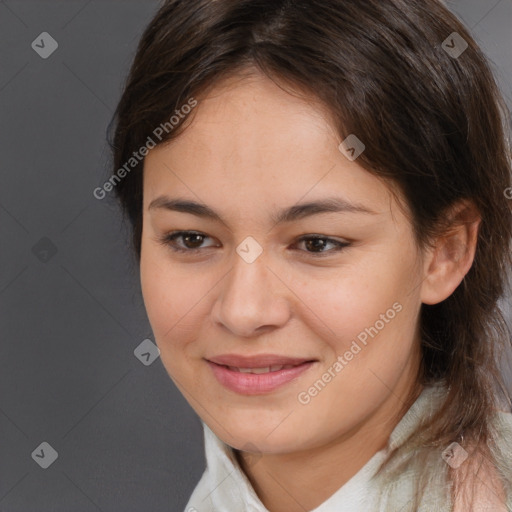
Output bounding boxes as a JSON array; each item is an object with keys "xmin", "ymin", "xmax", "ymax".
[
  {"xmin": 185, "ymin": 420, "xmax": 389, "ymax": 512},
  {"xmin": 183, "ymin": 384, "xmax": 453, "ymax": 512}
]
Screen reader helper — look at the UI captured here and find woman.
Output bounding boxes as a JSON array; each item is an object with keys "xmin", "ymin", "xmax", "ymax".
[{"xmin": 108, "ymin": 0, "xmax": 512, "ymax": 510}]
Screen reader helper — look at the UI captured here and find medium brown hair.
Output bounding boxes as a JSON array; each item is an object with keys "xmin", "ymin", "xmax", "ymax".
[{"xmin": 108, "ymin": 0, "xmax": 512, "ymax": 507}]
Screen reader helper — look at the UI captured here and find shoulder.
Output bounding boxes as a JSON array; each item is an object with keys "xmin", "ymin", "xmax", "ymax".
[
  {"xmin": 452, "ymin": 409, "xmax": 512, "ymax": 512},
  {"xmin": 490, "ymin": 409, "xmax": 512, "ymax": 479},
  {"xmin": 493, "ymin": 409, "xmax": 512, "ymax": 435}
]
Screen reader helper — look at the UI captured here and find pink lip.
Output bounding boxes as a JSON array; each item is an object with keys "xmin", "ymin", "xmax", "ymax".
[{"xmin": 206, "ymin": 360, "xmax": 316, "ymax": 395}]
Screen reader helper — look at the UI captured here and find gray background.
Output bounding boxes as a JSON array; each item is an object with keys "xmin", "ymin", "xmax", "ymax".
[{"xmin": 0, "ymin": 1, "xmax": 510, "ymax": 511}]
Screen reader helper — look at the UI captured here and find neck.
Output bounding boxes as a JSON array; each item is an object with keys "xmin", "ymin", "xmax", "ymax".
[{"xmin": 235, "ymin": 356, "xmax": 424, "ymax": 512}]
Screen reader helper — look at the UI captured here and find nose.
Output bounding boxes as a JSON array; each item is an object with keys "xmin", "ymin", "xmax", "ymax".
[{"xmin": 211, "ymin": 250, "xmax": 292, "ymax": 338}]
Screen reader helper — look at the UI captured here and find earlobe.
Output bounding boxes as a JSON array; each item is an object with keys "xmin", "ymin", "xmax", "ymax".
[{"xmin": 420, "ymin": 201, "xmax": 481, "ymax": 305}]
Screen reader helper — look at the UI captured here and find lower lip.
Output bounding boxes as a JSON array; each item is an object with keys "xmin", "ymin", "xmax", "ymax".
[{"xmin": 206, "ymin": 360, "xmax": 316, "ymax": 395}]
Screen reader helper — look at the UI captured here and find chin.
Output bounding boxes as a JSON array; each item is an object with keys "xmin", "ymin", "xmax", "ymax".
[{"xmin": 223, "ymin": 422, "xmax": 305, "ymax": 453}]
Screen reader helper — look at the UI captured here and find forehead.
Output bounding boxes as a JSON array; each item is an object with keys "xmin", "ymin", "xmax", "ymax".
[
  {"xmin": 142, "ymin": 72, "xmax": 398, "ymax": 220},
  {"xmin": 173, "ymin": 72, "xmax": 337, "ymax": 162}
]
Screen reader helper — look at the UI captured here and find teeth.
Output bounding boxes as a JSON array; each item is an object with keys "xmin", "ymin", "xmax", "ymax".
[
  {"xmin": 227, "ymin": 364, "xmax": 297, "ymax": 374},
  {"xmin": 240, "ymin": 366, "xmax": 271, "ymax": 374}
]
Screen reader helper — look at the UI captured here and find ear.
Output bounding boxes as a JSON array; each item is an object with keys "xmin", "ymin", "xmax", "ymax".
[{"xmin": 420, "ymin": 200, "xmax": 481, "ymax": 305}]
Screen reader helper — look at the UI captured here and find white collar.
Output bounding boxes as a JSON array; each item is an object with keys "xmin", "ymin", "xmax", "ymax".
[{"xmin": 186, "ymin": 383, "xmax": 447, "ymax": 512}]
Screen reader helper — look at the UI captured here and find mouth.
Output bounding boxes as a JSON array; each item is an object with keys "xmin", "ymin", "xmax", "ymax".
[
  {"xmin": 217, "ymin": 363, "xmax": 304, "ymax": 374},
  {"xmin": 206, "ymin": 353, "xmax": 317, "ymax": 368},
  {"xmin": 205, "ymin": 356, "xmax": 318, "ymax": 395}
]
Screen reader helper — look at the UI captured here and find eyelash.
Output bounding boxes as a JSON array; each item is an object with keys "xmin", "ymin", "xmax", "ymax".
[{"xmin": 157, "ymin": 231, "xmax": 351, "ymax": 257}]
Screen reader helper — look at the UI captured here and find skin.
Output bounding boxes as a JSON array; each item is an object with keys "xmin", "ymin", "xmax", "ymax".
[{"xmin": 140, "ymin": 69, "xmax": 480, "ymax": 512}]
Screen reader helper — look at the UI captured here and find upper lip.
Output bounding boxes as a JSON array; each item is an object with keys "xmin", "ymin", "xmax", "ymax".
[{"xmin": 207, "ymin": 354, "xmax": 316, "ymax": 368}]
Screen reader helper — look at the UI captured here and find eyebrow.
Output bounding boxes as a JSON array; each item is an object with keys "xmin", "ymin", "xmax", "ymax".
[{"xmin": 148, "ymin": 195, "xmax": 378, "ymax": 225}]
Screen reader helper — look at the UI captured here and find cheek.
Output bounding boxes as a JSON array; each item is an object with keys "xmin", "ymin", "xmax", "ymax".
[
  {"xmin": 290, "ymin": 258, "xmax": 422, "ymax": 394},
  {"xmin": 139, "ymin": 248, "xmax": 215, "ymax": 353},
  {"xmin": 297, "ymin": 259, "xmax": 415, "ymax": 337},
  {"xmin": 139, "ymin": 235, "xmax": 219, "ymax": 393},
  {"xmin": 290, "ymin": 266, "xmax": 420, "ymax": 417}
]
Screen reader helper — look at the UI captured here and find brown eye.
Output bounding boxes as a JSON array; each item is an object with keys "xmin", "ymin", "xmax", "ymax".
[
  {"xmin": 295, "ymin": 235, "xmax": 351, "ymax": 256},
  {"xmin": 158, "ymin": 231, "xmax": 215, "ymax": 253}
]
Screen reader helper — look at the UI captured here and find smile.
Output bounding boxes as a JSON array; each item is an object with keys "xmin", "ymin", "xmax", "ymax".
[{"xmin": 206, "ymin": 360, "xmax": 316, "ymax": 395}]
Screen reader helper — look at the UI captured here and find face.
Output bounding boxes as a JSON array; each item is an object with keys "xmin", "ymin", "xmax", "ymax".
[{"xmin": 140, "ymin": 71, "xmax": 426, "ymax": 454}]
